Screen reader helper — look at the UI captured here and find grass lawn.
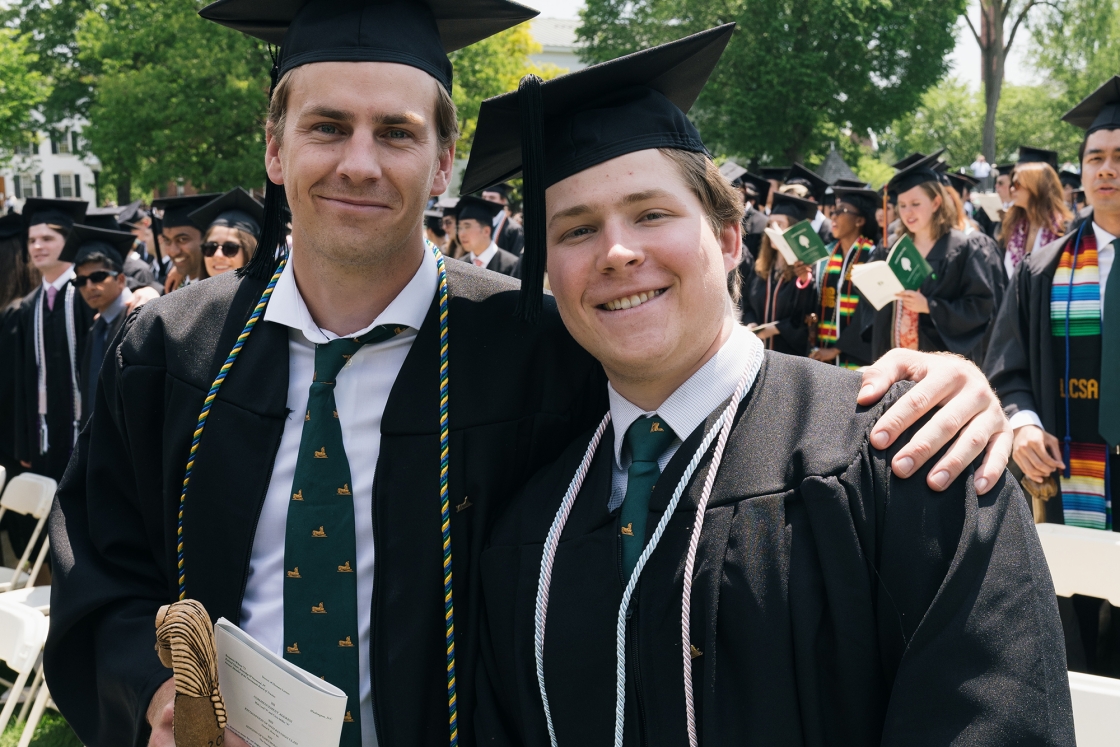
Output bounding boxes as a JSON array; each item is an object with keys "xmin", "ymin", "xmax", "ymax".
[{"xmin": 0, "ymin": 712, "xmax": 82, "ymax": 747}]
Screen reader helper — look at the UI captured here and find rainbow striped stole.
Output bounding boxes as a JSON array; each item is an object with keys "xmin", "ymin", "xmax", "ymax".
[
  {"xmin": 1050, "ymin": 232, "xmax": 1101, "ymax": 336},
  {"xmin": 1060, "ymin": 443, "xmax": 1109, "ymax": 530}
]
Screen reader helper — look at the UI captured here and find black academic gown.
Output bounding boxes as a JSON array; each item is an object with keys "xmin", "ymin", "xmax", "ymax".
[
  {"xmin": 0, "ymin": 300, "xmax": 24, "ymax": 478},
  {"xmin": 45, "ymin": 263, "xmax": 607, "ymax": 747},
  {"xmin": 478, "ymin": 248, "xmax": 521, "ymax": 278},
  {"xmin": 123, "ymin": 254, "xmax": 162, "ymax": 294},
  {"xmin": 78, "ymin": 307, "xmax": 129, "ymax": 426},
  {"xmin": 869, "ymin": 229, "xmax": 1005, "ymax": 364},
  {"xmin": 741, "ymin": 270, "xmax": 817, "ymax": 356},
  {"xmin": 12, "ymin": 282, "xmax": 94, "ymax": 481},
  {"xmin": 741, "ymin": 206, "xmax": 768, "ymax": 257},
  {"xmin": 475, "ymin": 353, "xmax": 1073, "ymax": 747},
  {"xmin": 494, "ymin": 213, "xmax": 525, "ymax": 257}
]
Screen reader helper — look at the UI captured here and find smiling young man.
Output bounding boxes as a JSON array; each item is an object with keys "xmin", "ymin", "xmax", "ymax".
[
  {"xmin": 455, "ymin": 194, "xmax": 520, "ymax": 276},
  {"xmin": 985, "ymin": 77, "xmax": 1120, "ymax": 676},
  {"xmin": 466, "ymin": 27, "xmax": 1071, "ymax": 746},
  {"xmin": 47, "ymin": 5, "xmax": 1016, "ymax": 747},
  {"xmin": 151, "ymin": 193, "xmax": 218, "ymax": 291}
]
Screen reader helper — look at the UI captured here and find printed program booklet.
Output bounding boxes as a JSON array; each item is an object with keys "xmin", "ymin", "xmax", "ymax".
[
  {"xmin": 215, "ymin": 618, "xmax": 348, "ymax": 747},
  {"xmin": 763, "ymin": 219, "xmax": 830, "ymax": 266},
  {"xmin": 850, "ymin": 235, "xmax": 935, "ymax": 310}
]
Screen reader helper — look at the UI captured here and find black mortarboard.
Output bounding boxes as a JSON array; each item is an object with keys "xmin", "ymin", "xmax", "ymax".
[
  {"xmin": 944, "ymin": 172, "xmax": 978, "ymax": 194},
  {"xmin": 199, "ymin": 0, "xmax": 538, "ymax": 93},
  {"xmin": 1062, "ymin": 76, "xmax": 1120, "ymax": 135},
  {"xmin": 769, "ymin": 192, "xmax": 816, "ymax": 222},
  {"xmin": 117, "ymin": 200, "xmax": 149, "ymax": 228},
  {"xmin": 0, "ymin": 212, "xmax": 24, "ymax": 241},
  {"xmin": 22, "ymin": 198, "xmax": 87, "ymax": 231},
  {"xmin": 60, "ymin": 224, "xmax": 135, "ymax": 268},
  {"xmin": 759, "ymin": 167, "xmax": 789, "ymax": 182},
  {"xmin": 831, "ymin": 186, "xmax": 882, "ymax": 242},
  {"xmin": 1059, "ymin": 169, "xmax": 1082, "ymax": 189},
  {"xmin": 996, "ymin": 163, "xmax": 1016, "ymax": 177},
  {"xmin": 84, "ymin": 206, "xmax": 124, "ymax": 231},
  {"xmin": 719, "ymin": 160, "xmax": 748, "ymax": 184},
  {"xmin": 887, "ymin": 152, "xmax": 943, "ymax": 197},
  {"xmin": 423, "ymin": 210, "xmax": 444, "ymax": 233},
  {"xmin": 454, "ymin": 194, "xmax": 504, "ymax": 225},
  {"xmin": 151, "ymin": 194, "xmax": 221, "ymax": 230},
  {"xmin": 832, "ymin": 177, "xmax": 868, "ymax": 189},
  {"xmin": 461, "ymin": 24, "xmax": 734, "ymax": 322},
  {"xmin": 1018, "ymin": 146, "xmax": 1059, "ymax": 170},
  {"xmin": 438, "ymin": 196, "xmax": 459, "ymax": 216},
  {"xmin": 480, "ymin": 182, "xmax": 512, "ymax": 198},
  {"xmin": 189, "ymin": 188, "xmax": 265, "ymax": 239},
  {"xmin": 738, "ymin": 172, "xmax": 771, "ymax": 203},
  {"xmin": 891, "ymin": 152, "xmax": 926, "ymax": 170},
  {"xmin": 784, "ymin": 163, "xmax": 829, "ymax": 201}
]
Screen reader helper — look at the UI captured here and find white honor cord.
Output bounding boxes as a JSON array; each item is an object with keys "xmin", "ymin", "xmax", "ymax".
[
  {"xmin": 534, "ymin": 336, "xmax": 764, "ymax": 747},
  {"xmin": 64, "ymin": 286, "xmax": 81, "ymax": 446}
]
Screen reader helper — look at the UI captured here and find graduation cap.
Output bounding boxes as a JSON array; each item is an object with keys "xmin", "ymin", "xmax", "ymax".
[
  {"xmin": 891, "ymin": 152, "xmax": 926, "ymax": 170},
  {"xmin": 189, "ymin": 188, "xmax": 265, "ymax": 239},
  {"xmin": 21, "ymin": 198, "xmax": 87, "ymax": 231},
  {"xmin": 199, "ymin": 0, "xmax": 538, "ymax": 93},
  {"xmin": 60, "ymin": 224, "xmax": 136, "ymax": 269},
  {"xmin": 461, "ymin": 24, "xmax": 735, "ymax": 321},
  {"xmin": 784, "ymin": 163, "xmax": 828, "ymax": 202},
  {"xmin": 1062, "ymin": 76, "xmax": 1120, "ymax": 135},
  {"xmin": 480, "ymin": 182, "xmax": 512, "ymax": 199},
  {"xmin": 719, "ymin": 160, "xmax": 748, "ymax": 184},
  {"xmin": 0, "ymin": 212, "xmax": 24, "ymax": 241},
  {"xmin": 423, "ymin": 209, "xmax": 444, "ymax": 233},
  {"xmin": 1059, "ymin": 169, "xmax": 1082, "ymax": 189},
  {"xmin": 831, "ymin": 186, "xmax": 882, "ymax": 242},
  {"xmin": 151, "ymin": 194, "xmax": 221, "ymax": 230},
  {"xmin": 995, "ymin": 163, "xmax": 1016, "ymax": 177},
  {"xmin": 759, "ymin": 167, "xmax": 789, "ymax": 182},
  {"xmin": 117, "ymin": 200, "xmax": 149, "ymax": 229},
  {"xmin": 453, "ymin": 194, "xmax": 504, "ymax": 225},
  {"xmin": 944, "ymin": 172, "xmax": 978, "ymax": 194},
  {"xmin": 738, "ymin": 172, "xmax": 771, "ymax": 203},
  {"xmin": 84, "ymin": 206, "xmax": 124, "ymax": 232},
  {"xmin": 437, "ymin": 195, "xmax": 459, "ymax": 216},
  {"xmin": 832, "ymin": 177, "xmax": 868, "ymax": 189},
  {"xmin": 769, "ymin": 192, "xmax": 817, "ymax": 222},
  {"xmin": 887, "ymin": 152, "xmax": 943, "ymax": 198},
  {"xmin": 1018, "ymin": 146, "xmax": 1059, "ymax": 170}
]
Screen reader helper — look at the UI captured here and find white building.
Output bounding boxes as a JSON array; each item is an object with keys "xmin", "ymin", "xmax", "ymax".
[
  {"xmin": 1, "ymin": 118, "xmax": 101, "ymax": 212},
  {"xmin": 529, "ymin": 18, "xmax": 586, "ymax": 73}
]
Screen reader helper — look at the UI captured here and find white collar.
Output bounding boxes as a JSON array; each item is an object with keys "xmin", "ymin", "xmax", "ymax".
[
  {"xmin": 264, "ymin": 245, "xmax": 437, "ymax": 344},
  {"xmin": 471, "ymin": 242, "xmax": 499, "ymax": 268},
  {"xmin": 42, "ymin": 266, "xmax": 75, "ymax": 291},
  {"xmin": 1091, "ymin": 220, "xmax": 1117, "ymax": 250},
  {"xmin": 607, "ymin": 324, "xmax": 762, "ymax": 470}
]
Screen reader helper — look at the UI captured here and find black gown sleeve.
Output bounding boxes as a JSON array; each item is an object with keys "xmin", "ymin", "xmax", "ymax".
[
  {"xmin": 925, "ymin": 234, "xmax": 1005, "ymax": 360},
  {"xmin": 44, "ymin": 314, "xmax": 171, "ymax": 747},
  {"xmin": 983, "ymin": 257, "xmax": 1038, "ymax": 419},
  {"xmin": 774, "ymin": 280, "xmax": 817, "ymax": 356}
]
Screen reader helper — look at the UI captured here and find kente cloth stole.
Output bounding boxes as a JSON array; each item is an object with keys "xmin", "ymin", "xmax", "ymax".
[
  {"xmin": 818, "ymin": 237, "xmax": 873, "ymax": 368},
  {"xmin": 283, "ymin": 325, "xmax": 400, "ymax": 743},
  {"xmin": 1050, "ymin": 231, "xmax": 1110, "ymax": 529}
]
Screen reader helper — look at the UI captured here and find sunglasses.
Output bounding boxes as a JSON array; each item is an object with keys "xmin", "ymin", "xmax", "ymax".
[
  {"xmin": 73, "ymin": 270, "xmax": 119, "ymax": 288},
  {"xmin": 201, "ymin": 241, "xmax": 243, "ymax": 258},
  {"xmin": 834, "ymin": 207, "xmax": 862, "ymax": 217}
]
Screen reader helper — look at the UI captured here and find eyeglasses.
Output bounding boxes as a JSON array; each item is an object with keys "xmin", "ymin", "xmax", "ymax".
[
  {"xmin": 834, "ymin": 207, "xmax": 861, "ymax": 217},
  {"xmin": 201, "ymin": 241, "xmax": 243, "ymax": 258},
  {"xmin": 73, "ymin": 270, "xmax": 119, "ymax": 287}
]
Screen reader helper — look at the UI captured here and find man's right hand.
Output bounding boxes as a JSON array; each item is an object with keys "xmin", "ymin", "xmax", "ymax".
[
  {"xmin": 147, "ymin": 676, "xmax": 250, "ymax": 747},
  {"xmin": 1012, "ymin": 425, "xmax": 1065, "ymax": 484}
]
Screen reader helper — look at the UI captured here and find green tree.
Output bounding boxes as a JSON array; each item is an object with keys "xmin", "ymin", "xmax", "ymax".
[
  {"xmin": 449, "ymin": 22, "xmax": 564, "ymax": 156},
  {"xmin": 77, "ymin": 0, "xmax": 272, "ymax": 203},
  {"xmin": 0, "ymin": 28, "xmax": 50, "ymax": 154},
  {"xmin": 578, "ymin": 0, "xmax": 965, "ymax": 165}
]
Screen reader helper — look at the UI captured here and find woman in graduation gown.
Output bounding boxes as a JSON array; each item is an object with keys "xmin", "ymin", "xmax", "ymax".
[
  {"xmin": 809, "ymin": 187, "xmax": 878, "ymax": 368},
  {"xmin": 466, "ymin": 27, "xmax": 1071, "ymax": 747},
  {"xmin": 740, "ymin": 192, "xmax": 818, "ymax": 356},
  {"xmin": 869, "ymin": 159, "xmax": 1006, "ymax": 364}
]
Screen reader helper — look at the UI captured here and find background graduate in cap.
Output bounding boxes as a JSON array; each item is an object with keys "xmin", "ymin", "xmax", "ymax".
[
  {"xmin": 479, "ymin": 182, "xmax": 525, "ymax": 256},
  {"xmin": 719, "ymin": 162, "xmax": 768, "ymax": 260},
  {"xmin": 460, "ymin": 25, "xmax": 1069, "ymax": 747},
  {"xmin": 82, "ymin": 206, "xmax": 163, "ymax": 293},
  {"xmin": 998, "ymin": 152, "xmax": 1072, "ymax": 278},
  {"xmin": 453, "ymin": 194, "xmax": 520, "ymax": 276},
  {"xmin": 782, "ymin": 162, "xmax": 833, "ymax": 243},
  {"xmin": 985, "ymin": 75, "xmax": 1120, "ymax": 676},
  {"xmin": 189, "ymin": 187, "xmax": 265, "ymax": 277},
  {"xmin": 150, "ymin": 193, "xmax": 220, "ymax": 291}
]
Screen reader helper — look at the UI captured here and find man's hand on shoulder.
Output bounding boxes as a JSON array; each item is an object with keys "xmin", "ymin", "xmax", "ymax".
[
  {"xmin": 857, "ymin": 349, "xmax": 1012, "ymax": 495},
  {"xmin": 147, "ymin": 676, "xmax": 250, "ymax": 747}
]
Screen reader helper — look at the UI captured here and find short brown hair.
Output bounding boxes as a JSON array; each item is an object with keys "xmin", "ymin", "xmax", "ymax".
[
  {"xmin": 900, "ymin": 181, "xmax": 960, "ymax": 242},
  {"xmin": 266, "ymin": 66, "xmax": 459, "ymax": 154},
  {"xmin": 659, "ymin": 148, "xmax": 746, "ymax": 302}
]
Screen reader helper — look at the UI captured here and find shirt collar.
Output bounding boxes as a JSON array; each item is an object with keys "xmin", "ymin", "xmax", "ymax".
[
  {"xmin": 43, "ymin": 266, "xmax": 75, "ymax": 291},
  {"xmin": 264, "ymin": 244, "xmax": 437, "ymax": 344},
  {"xmin": 472, "ymin": 242, "xmax": 499, "ymax": 268},
  {"xmin": 1092, "ymin": 220, "xmax": 1117, "ymax": 251},
  {"xmin": 608, "ymin": 324, "xmax": 763, "ymax": 470},
  {"xmin": 101, "ymin": 287, "xmax": 133, "ymax": 325}
]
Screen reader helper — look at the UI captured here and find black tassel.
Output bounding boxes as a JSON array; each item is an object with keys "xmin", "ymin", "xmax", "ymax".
[
  {"xmin": 515, "ymin": 74, "xmax": 546, "ymax": 324},
  {"xmin": 241, "ymin": 45, "xmax": 287, "ymax": 281}
]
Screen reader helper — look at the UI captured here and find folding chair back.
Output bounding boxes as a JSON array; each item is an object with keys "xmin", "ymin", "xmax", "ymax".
[
  {"xmin": 1035, "ymin": 523, "xmax": 1120, "ymax": 606},
  {"xmin": 0, "ymin": 474, "xmax": 55, "ymax": 521},
  {"xmin": 0, "ymin": 466, "xmax": 7, "ymax": 498},
  {"xmin": 1070, "ymin": 671, "xmax": 1120, "ymax": 746},
  {"xmin": 0, "ymin": 602, "xmax": 49, "ymax": 733}
]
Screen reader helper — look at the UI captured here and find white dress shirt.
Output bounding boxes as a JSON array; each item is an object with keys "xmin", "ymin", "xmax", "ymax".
[
  {"xmin": 1008, "ymin": 220, "xmax": 1115, "ymax": 432},
  {"xmin": 240, "ymin": 247, "xmax": 437, "ymax": 746},
  {"xmin": 470, "ymin": 241, "xmax": 499, "ymax": 269},
  {"xmin": 43, "ymin": 266, "xmax": 76, "ymax": 292},
  {"xmin": 607, "ymin": 324, "xmax": 764, "ymax": 509},
  {"xmin": 811, "ymin": 210, "xmax": 826, "ymax": 233}
]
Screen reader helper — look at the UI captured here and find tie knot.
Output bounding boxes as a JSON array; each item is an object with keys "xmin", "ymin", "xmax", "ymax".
[
  {"xmin": 313, "ymin": 325, "xmax": 400, "ymax": 382},
  {"xmin": 625, "ymin": 415, "xmax": 676, "ymax": 463}
]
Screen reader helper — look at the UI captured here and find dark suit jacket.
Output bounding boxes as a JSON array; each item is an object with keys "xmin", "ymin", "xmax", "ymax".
[
  {"xmin": 462, "ymin": 248, "xmax": 520, "ymax": 278},
  {"xmin": 78, "ymin": 307, "xmax": 129, "ymax": 425},
  {"xmin": 45, "ymin": 262, "xmax": 606, "ymax": 747}
]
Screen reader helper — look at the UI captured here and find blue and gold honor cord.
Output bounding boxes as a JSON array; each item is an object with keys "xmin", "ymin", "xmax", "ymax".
[{"xmin": 176, "ymin": 244, "xmax": 459, "ymax": 746}]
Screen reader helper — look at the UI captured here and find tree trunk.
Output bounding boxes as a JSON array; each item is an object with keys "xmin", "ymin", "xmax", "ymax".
[
  {"xmin": 979, "ymin": 0, "xmax": 1005, "ymax": 163},
  {"xmin": 116, "ymin": 173, "xmax": 131, "ymax": 207}
]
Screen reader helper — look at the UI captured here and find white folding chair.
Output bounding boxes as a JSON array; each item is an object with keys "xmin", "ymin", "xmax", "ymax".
[
  {"xmin": 0, "ymin": 601, "xmax": 49, "ymax": 734},
  {"xmin": 0, "ymin": 466, "xmax": 7, "ymax": 498},
  {"xmin": 1034, "ymin": 523, "xmax": 1120, "ymax": 605},
  {"xmin": 1069, "ymin": 670, "xmax": 1120, "ymax": 746},
  {"xmin": 0, "ymin": 474, "xmax": 56, "ymax": 593}
]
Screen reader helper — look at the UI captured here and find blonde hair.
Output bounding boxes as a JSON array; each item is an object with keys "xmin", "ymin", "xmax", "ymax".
[
  {"xmin": 900, "ymin": 181, "xmax": 959, "ymax": 242},
  {"xmin": 998, "ymin": 162, "xmax": 1073, "ymax": 247}
]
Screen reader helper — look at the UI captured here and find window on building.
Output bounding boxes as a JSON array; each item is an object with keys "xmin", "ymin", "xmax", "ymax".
[
  {"xmin": 14, "ymin": 174, "xmax": 40, "ymax": 199},
  {"xmin": 15, "ymin": 141, "xmax": 35, "ymax": 157},
  {"xmin": 57, "ymin": 131, "xmax": 71, "ymax": 155},
  {"xmin": 55, "ymin": 174, "xmax": 75, "ymax": 198}
]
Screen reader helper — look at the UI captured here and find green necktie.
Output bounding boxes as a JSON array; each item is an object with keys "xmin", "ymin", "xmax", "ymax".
[
  {"xmin": 619, "ymin": 415, "xmax": 678, "ymax": 579},
  {"xmin": 283, "ymin": 326, "xmax": 399, "ymax": 744},
  {"xmin": 1101, "ymin": 241, "xmax": 1119, "ymax": 447}
]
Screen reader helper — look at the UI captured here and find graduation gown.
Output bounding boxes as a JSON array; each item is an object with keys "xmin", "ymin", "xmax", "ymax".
[
  {"xmin": 78, "ymin": 307, "xmax": 129, "ymax": 426},
  {"xmin": 741, "ymin": 270, "xmax": 817, "ymax": 356},
  {"xmin": 0, "ymin": 300, "xmax": 23, "ymax": 477},
  {"xmin": 741, "ymin": 206, "xmax": 768, "ymax": 257},
  {"xmin": 869, "ymin": 229, "xmax": 1005, "ymax": 364},
  {"xmin": 45, "ymin": 263, "xmax": 607, "ymax": 747},
  {"xmin": 494, "ymin": 213, "xmax": 525, "ymax": 257},
  {"xmin": 475, "ymin": 353, "xmax": 1073, "ymax": 747},
  {"xmin": 12, "ymin": 283, "xmax": 94, "ymax": 481},
  {"xmin": 478, "ymin": 247, "xmax": 521, "ymax": 278}
]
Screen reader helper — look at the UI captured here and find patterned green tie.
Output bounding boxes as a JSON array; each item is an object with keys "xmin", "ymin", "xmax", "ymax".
[
  {"xmin": 1102, "ymin": 242, "xmax": 1119, "ymax": 447},
  {"xmin": 283, "ymin": 326, "xmax": 400, "ymax": 744},
  {"xmin": 620, "ymin": 415, "xmax": 677, "ymax": 579}
]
